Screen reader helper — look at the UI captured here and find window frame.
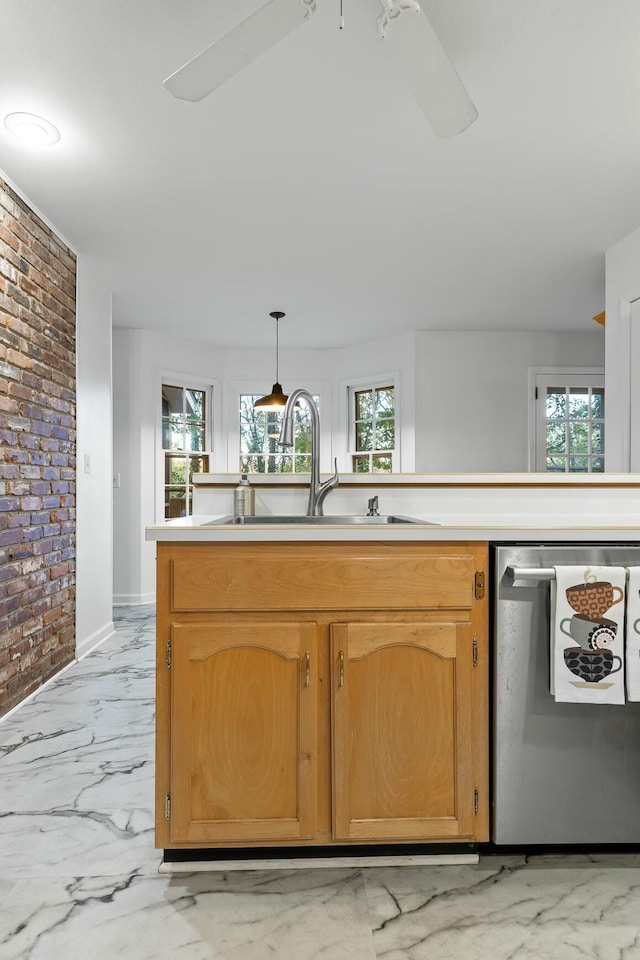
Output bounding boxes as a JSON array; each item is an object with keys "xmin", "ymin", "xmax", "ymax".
[
  {"xmin": 238, "ymin": 392, "xmax": 321, "ymax": 475},
  {"xmin": 225, "ymin": 380, "xmax": 333, "ymax": 474},
  {"xmin": 529, "ymin": 367, "xmax": 605, "ymax": 473},
  {"xmin": 345, "ymin": 375, "xmax": 399, "ymax": 474},
  {"xmin": 158, "ymin": 374, "xmax": 217, "ymax": 520}
]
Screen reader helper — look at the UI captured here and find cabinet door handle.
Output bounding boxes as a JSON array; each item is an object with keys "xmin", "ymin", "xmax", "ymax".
[
  {"xmin": 338, "ymin": 650, "xmax": 345, "ymax": 688},
  {"xmin": 304, "ymin": 650, "xmax": 311, "ymax": 687}
]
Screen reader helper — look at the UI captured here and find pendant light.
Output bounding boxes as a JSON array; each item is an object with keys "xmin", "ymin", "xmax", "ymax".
[{"xmin": 254, "ymin": 311, "xmax": 288, "ymax": 410}]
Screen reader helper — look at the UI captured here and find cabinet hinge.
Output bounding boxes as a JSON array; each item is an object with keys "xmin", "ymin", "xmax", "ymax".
[
  {"xmin": 166, "ymin": 637, "xmax": 172, "ymax": 668},
  {"xmin": 474, "ymin": 571, "xmax": 485, "ymax": 600},
  {"xmin": 474, "ymin": 787, "xmax": 479, "ymax": 815},
  {"xmin": 472, "ymin": 635, "xmax": 478, "ymax": 667},
  {"xmin": 165, "ymin": 793, "xmax": 171, "ymax": 820}
]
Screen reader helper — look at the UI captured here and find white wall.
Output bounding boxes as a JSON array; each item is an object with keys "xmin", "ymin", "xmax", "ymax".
[
  {"xmin": 112, "ymin": 328, "xmax": 417, "ymax": 602},
  {"xmin": 75, "ymin": 257, "xmax": 114, "ymax": 656},
  {"xmin": 112, "ymin": 328, "xmax": 146, "ymax": 604},
  {"xmin": 605, "ymin": 224, "xmax": 640, "ymax": 471},
  {"xmin": 414, "ymin": 330, "xmax": 605, "ymax": 472},
  {"xmin": 113, "ymin": 325, "xmax": 607, "ymax": 600}
]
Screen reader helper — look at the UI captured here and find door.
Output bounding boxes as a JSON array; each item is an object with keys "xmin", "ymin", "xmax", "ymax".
[
  {"xmin": 170, "ymin": 620, "xmax": 318, "ymax": 843},
  {"xmin": 331, "ymin": 621, "xmax": 476, "ymax": 841}
]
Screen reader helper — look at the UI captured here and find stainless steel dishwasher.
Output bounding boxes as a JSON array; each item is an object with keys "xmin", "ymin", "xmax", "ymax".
[{"xmin": 493, "ymin": 543, "xmax": 640, "ymax": 846}]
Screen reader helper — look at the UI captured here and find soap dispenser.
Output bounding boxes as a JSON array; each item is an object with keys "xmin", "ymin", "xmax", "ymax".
[{"xmin": 233, "ymin": 474, "xmax": 255, "ymax": 517}]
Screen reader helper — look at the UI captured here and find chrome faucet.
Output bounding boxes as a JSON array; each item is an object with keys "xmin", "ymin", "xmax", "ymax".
[{"xmin": 279, "ymin": 388, "xmax": 339, "ymax": 516}]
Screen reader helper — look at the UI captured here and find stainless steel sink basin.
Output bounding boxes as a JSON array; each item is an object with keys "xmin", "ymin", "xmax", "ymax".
[{"xmin": 207, "ymin": 515, "xmax": 437, "ymax": 525}]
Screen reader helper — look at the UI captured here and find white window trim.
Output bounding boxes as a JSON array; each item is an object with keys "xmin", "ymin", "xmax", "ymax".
[
  {"xmin": 156, "ymin": 370, "xmax": 221, "ymax": 522},
  {"xmin": 340, "ymin": 372, "xmax": 400, "ymax": 474},
  {"xmin": 225, "ymin": 379, "xmax": 334, "ymax": 475},
  {"xmin": 528, "ymin": 366, "xmax": 605, "ymax": 473}
]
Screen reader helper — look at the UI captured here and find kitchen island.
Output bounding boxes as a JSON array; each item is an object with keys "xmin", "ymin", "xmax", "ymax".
[
  {"xmin": 147, "ymin": 477, "xmax": 640, "ymax": 859},
  {"xmin": 149, "ymin": 533, "xmax": 489, "ymax": 854}
]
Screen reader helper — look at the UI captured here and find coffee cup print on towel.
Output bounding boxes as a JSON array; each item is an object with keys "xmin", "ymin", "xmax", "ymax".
[
  {"xmin": 565, "ymin": 580, "xmax": 624, "ymax": 619},
  {"xmin": 563, "ymin": 647, "xmax": 623, "ymax": 686},
  {"xmin": 560, "ymin": 614, "xmax": 617, "ymax": 651}
]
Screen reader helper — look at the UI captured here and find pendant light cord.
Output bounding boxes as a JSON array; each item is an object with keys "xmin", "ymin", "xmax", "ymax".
[{"xmin": 275, "ymin": 316, "xmax": 279, "ymax": 382}]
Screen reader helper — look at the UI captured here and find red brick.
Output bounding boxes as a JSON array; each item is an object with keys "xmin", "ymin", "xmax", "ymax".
[
  {"xmin": 0, "ymin": 175, "xmax": 76, "ymax": 719},
  {"xmin": 0, "ymin": 223, "xmax": 19, "ymax": 251}
]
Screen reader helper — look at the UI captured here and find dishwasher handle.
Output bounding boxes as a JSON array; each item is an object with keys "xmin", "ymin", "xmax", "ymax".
[{"xmin": 506, "ymin": 566, "xmax": 556, "ymax": 581}]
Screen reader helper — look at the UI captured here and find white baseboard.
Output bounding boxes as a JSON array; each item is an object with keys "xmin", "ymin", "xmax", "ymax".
[
  {"xmin": 75, "ymin": 620, "xmax": 115, "ymax": 661},
  {"xmin": 159, "ymin": 853, "xmax": 479, "ymax": 873},
  {"xmin": 0, "ymin": 620, "xmax": 115, "ymax": 724},
  {"xmin": 0, "ymin": 657, "xmax": 79, "ymax": 724},
  {"xmin": 113, "ymin": 592, "xmax": 156, "ymax": 606}
]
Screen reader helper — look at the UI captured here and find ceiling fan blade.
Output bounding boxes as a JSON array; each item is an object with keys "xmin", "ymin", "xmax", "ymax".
[
  {"xmin": 378, "ymin": 2, "xmax": 478, "ymax": 138},
  {"xmin": 164, "ymin": 0, "xmax": 317, "ymax": 102}
]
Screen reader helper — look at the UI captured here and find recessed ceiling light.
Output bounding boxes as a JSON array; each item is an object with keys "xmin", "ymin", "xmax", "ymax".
[{"xmin": 4, "ymin": 112, "xmax": 60, "ymax": 146}]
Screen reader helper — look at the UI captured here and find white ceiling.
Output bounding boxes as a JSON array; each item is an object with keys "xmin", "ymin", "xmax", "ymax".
[{"xmin": 1, "ymin": 0, "xmax": 639, "ymax": 349}]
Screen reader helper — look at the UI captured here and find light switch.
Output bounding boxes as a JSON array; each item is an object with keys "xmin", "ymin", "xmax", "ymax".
[{"xmin": 83, "ymin": 454, "xmax": 91, "ymax": 474}]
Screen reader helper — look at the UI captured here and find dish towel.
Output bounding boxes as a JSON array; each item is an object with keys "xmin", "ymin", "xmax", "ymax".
[
  {"xmin": 624, "ymin": 567, "xmax": 640, "ymax": 701},
  {"xmin": 550, "ymin": 565, "xmax": 626, "ymax": 704}
]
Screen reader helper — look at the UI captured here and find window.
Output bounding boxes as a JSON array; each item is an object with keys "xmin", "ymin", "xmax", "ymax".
[
  {"xmin": 349, "ymin": 384, "xmax": 395, "ymax": 473},
  {"xmin": 162, "ymin": 383, "xmax": 211, "ymax": 517},
  {"xmin": 239, "ymin": 394, "xmax": 317, "ymax": 473},
  {"xmin": 532, "ymin": 371, "xmax": 604, "ymax": 473}
]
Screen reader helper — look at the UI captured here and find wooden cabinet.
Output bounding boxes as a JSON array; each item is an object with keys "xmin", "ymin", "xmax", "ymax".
[
  {"xmin": 331, "ymin": 620, "xmax": 475, "ymax": 842},
  {"xmin": 169, "ymin": 620, "xmax": 317, "ymax": 844},
  {"xmin": 155, "ymin": 540, "xmax": 488, "ymax": 851}
]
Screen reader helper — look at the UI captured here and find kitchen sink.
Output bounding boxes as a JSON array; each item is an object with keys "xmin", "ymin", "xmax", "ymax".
[{"xmin": 206, "ymin": 515, "xmax": 437, "ymax": 525}]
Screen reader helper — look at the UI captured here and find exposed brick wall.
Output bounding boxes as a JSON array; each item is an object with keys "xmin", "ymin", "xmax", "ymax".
[{"xmin": 0, "ymin": 176, "xmax": 76, "ymax": 718}]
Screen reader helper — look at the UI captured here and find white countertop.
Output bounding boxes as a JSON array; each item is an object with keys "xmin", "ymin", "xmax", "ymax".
[{"xmin": 146, "ymin": 515, "xmax": 640, "ymax": 543}]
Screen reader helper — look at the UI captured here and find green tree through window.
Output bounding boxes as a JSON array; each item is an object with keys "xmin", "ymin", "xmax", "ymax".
[
  {"xmin": 239, "ymin": 395, "xmax": 316, "ymax": 473},
  {"xmin": 351, "ymin": 385, "xmax": 395, "ymax": 473},
  {"xmin": 162, "ymin": 384, "xmax": 210, "ymax": 517},
  {"xmin": 545, "ymin": 385, "xmax": 604, "ymax": 472}
]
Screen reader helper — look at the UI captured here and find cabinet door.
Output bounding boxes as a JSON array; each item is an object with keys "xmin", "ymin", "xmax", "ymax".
[
  {"xmin": 331, "ymin": 621, "xmax": 475, "ymax": 841},
  {"xmin": 170, "ymin": 621, "xmax": 317, "ymax": 844}
]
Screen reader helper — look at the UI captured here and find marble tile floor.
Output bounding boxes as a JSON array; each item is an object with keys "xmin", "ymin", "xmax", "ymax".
[{"xmin": 0, "ymin": 606, "xmax": 638, "ymax": 959}]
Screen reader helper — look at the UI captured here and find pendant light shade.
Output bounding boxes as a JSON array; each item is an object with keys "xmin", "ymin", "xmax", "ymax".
[
  {"xmin": 254, "ymin": 381, "xmax": 288, "ymax": 409},
  {"xmin": 254, "ymin": 311, "xmax": 288, "ymax": 410}
]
